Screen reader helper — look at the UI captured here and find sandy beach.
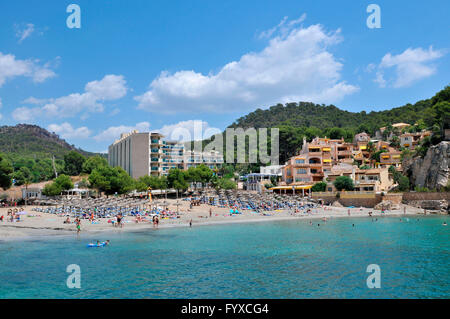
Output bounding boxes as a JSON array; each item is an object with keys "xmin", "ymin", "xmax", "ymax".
[{"xmin": 0, "ymin": 198, "xmax": 429, "ymax": 241}]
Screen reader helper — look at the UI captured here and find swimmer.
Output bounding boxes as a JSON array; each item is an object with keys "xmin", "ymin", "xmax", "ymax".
[{"xmin": 443, "ymin": 222, "xmax": 447, "ymax": 226}]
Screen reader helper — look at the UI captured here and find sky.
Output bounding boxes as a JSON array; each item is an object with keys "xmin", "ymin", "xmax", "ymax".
[{"xmin": 0, "ymin": 0, "xmax": 448, "ymax": 153}]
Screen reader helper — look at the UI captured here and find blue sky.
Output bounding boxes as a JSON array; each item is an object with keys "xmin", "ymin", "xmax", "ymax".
[{"xmin": 0, "ymin": 0, "xmax": 448, "ymax": 153}]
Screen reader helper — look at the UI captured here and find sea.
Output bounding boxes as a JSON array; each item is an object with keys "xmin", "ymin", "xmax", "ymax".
[{"xmin": 0, "ymin": 215, "xmax": 448, "ymax": 298}]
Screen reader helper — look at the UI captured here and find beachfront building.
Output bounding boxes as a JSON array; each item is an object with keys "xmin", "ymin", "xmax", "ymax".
[
  {"xmin": 323, "ymin": 164, "xmax": 394, "ymax": 192},
  {"xmin": 244, "ymin": 173, "xmax": 279, "ymax": 192},
  {"xmin": 108, "ymin": 130, "xmax": 223, "ymax": 178},
  {"xmin": 260, "ymin": 165, "xmax": 283, "ymax": 177},
  {"xmin": 353, "ymin": 168, "xmax": 394, "ymax": 192},
  {"xmin": 21, "ymin": 187, "xmax": 43, "ymax": 200},
  {"xmin": 183, "ymin": 150, "xmax": 224, "ymax": 170}
]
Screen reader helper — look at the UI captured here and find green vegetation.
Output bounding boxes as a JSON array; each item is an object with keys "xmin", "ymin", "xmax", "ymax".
[
  {"xmin": 42, "ymin": 174, "xmax": 74, "ymax": 196},
  {"xmin": 88, "ymin": 166, "xmax": 135, "ymax": 195},
  {"xmin": 0, "ymin": 154, "xmax": 13, "ymax": 190},
  {"xmin": 63, "ymin": 151, "xmax": 86, "ymax": 176},
  {"xmin": 135, "ymin": 175, "xmax": 168, "ymax": 192},
  {"xmin": 200, "ymin": 85, "xmax": 450, "ymax": 164},
  {"xmin": 389, "ymin": 165, "xmax": 410, "ymax": 192},
  {"xmin": 216, "ymin": 178, "xmax": 237, "ymax": 190},
  {"xmin": 333, "ymin": 176, "xmax": 354, "ymax": 191},
  {"xmin": 82, "ymin": 155, "xmax": 108, "ymax": 174},
  {"xmin": 311, "ymin": 181, "xmax": 327, "ymax": 192}
]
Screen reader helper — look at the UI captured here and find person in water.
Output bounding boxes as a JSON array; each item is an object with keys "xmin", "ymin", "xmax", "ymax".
[{"xmin": 443, "ymin": 222, "xmax": 447, "ymax": 226}]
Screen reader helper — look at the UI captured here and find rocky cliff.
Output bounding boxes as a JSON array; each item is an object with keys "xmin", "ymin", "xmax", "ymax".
[{"xmin": 403, "ymin": 141, "xmax": 450, "ymax": 191}]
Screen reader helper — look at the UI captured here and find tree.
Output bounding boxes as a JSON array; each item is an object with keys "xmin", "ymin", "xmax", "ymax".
[
  {"xmin": 333, "ymin": 176, "xmax": 354, "ymax": 191},
  {"xmin": 42, "ymin": 182, "xmax": 62, "ymax": 196},
  {"xmin": 311, "ymin": 181, "xmax": 327, "ymax": 192},
  {"xmin": 82, "ymin": 156, "xmax": 108, "ymax": 174},
  {"xmin": 89, "ymin": 166, "xmax": 134, "ymax": 195},
  {"xmin": 12, "ymin": 167, "xmax": 32, "ymax": 186},
  {"xmin": 216, "ymin": 178, "xmax": 237, "ymax": 190},
  {"xmin": 397, "ymin": 176, "xmax": 410, "ymax": 192},
  {"xmin": 54, "ymin": 174, "xmax": 74, "ymax": 191},
  {"xmin": 64, "ymin": 151, "xmax": 86, "ymax": 176},
  {"xmin": 196, "ymin": 164, "xmax": 213, "ymax": 188},
  {"xmin": 167, "ymin": 169, "xmax": 189, "ymax": 194},
  {"xmin": 136, "ymin": 175, "xmax": 168, "ymax": 190},
  {"xmin": 0, "ymin": 154, "xmax": 13, "ymax": 190}
]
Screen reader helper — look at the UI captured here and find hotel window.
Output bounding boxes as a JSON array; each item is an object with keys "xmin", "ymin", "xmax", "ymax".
[
  {"xmin": 295, "ymin": 159, "xmax": 305, "ymax": 164},
  {"xmin": 297, "ymin": 169, "xmax": 307, "ymax": 174}
]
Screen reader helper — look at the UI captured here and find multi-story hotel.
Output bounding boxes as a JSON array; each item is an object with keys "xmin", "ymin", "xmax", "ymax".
[{"xmin": 108, "ymin": 130, "xmax": 223, "ymax": 178}]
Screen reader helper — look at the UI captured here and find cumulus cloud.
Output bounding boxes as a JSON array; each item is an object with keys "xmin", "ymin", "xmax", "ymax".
[
  {"xmin": 13, "ymin": 74, "xmax": 127, "ymax": 122},
  {"xmin": 0, "ymin": 52, "xmax": 56, "ymax": 87},
  {"xmin": 371, "ymin": 46, "xmax": 445, "ymax": 88},
  {"xmin": 93, "ymin": 121, "xmax": 151, "ymax": 142},
  {"xmin": 16, "ymin": 23, "xmax": 35, "ymax": 43},
  {"xmin": 48, "ymin": 122, "xmax": 91, "ymax": 139},
  {"xmin": 93, "ymin": 120, "xmax": 219, "ymax": 145},
  {"xmin": 157, "ymin": 120, "xmax": 220, "ymax": 142},
  {"xmin": 135, "ymin": 21, "xmax": 357, "ymax": 114}
]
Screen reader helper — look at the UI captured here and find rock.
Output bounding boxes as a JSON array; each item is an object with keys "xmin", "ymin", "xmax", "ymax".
[
  {"xmin": 332, "ymin": 201, "xmax": 343, "ymax": 207},
  {"xmin": 375, "ymin": 200, "xmax": 400, "ymax": 210},
  {"xmin": 407, "ymin": 199, "xmax": 449, "ymax": 212},
  {"xmin": 403, "ymin": 141, "xmax": 450, "ymax": 191}
]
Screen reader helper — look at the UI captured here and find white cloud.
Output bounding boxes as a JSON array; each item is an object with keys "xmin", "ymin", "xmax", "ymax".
[
  {"xmin": 0, "ymin": 52, "xmax": 56, "ymax": 87},
  {"xmin": 135, "ymin": 22, "xmax": 358, "ymax": 114},
  {"xmin": 93, "ymin": 122, "xmax": 151, "ymax": 142},
  {"xmin": 258, "ymin": 14, "xmax": 307, "ymax": 39},
  {"xmin": 371, "ymin": 46, "xmax": 445, "ymax": 88},
  {"xmin": 157, "ymin": 120, "xmax": 220, "ymax": 142},
  {"xmin": 47, "ymin": 122, "xmax": 91, "ymax": 139},
  {"xmin": 13, "ymin": 74, "xmax": 127, "ymax": 121},
  {"xmin": 93, "ymin": 120, "xmax": 219, "ymax": 144},
  {"xmin": 16, "ymin": 23, "xmax": 35, "ymax": 43}
]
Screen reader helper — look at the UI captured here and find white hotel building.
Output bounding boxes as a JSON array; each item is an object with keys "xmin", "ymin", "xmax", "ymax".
[{"xmin": 108, "ymin": 130, "xmax": 223, "ymax": 178}]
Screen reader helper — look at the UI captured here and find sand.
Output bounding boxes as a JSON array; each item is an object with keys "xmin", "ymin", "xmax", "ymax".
[{"xmin": 0, "ymin": 198, "xmax": 427, "ymax": 241}]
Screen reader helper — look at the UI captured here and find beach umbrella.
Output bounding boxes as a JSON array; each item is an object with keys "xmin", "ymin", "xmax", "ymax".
[{"xmin": 16, "ymin": 211, "xmax": 28, "ymax": 215}]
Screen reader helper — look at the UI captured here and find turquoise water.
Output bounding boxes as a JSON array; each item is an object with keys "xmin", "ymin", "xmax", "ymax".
[{"xmin": 0, "ymin": 216, "xmax": 449, "ymax": 299}]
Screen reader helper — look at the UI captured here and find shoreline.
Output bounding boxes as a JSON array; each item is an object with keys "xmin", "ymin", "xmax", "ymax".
[{"xmin": 0, "ymin": 204, "xmax": 441, "ymax": 242}]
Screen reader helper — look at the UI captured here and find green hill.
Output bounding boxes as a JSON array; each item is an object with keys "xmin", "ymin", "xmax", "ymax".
[
  {"xmin": 0, "ymin": 124, "xmax": 98, "ymax": 160},
  {"xmin": 208, "ymin": 85, "xmax": 449, "ymax": 165}
]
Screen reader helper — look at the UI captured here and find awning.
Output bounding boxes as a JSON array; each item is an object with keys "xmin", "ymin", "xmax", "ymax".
[
  {"xmin": 360, "ymin": 146, "xmax": 367, "ymax": 150},
  {"xmin": 323, "ymin": 159, "xmax": 331, "ymax": 163},
  {"xmin": 269, "ymin": 185, "xmax": 313, "ymax": 190},
  {"xmin": 322, "ymin": 148, "xmax": 331, "ymax": 151}
]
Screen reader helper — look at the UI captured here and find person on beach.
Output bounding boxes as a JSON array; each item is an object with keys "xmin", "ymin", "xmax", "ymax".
[
  {"xmin": 117, "ymin": 214, "xmax": 123, "ymax": 228},
  {"xmin": 209, "ymin": 208, "xmax": 212, "ymax": 218},
  {"xmin": 348, "ymin": 209, "xmax": 350, "ymax": 216},
  {"xmin": 189, "ymin": 219, "xmax": 192, "ymax": 227},
  {"xmin": 0, "ymin": 215, "xmax": 3, "ymax": 222},
  {"xmin": 76, "ymin": 220, "xmax": 81, "ymax": 234}
]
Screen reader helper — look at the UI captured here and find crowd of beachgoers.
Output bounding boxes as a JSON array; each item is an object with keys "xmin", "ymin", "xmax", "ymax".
[{"xmin": 0, "ymin": 190, "xmax": 432, "ymax": 240}]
